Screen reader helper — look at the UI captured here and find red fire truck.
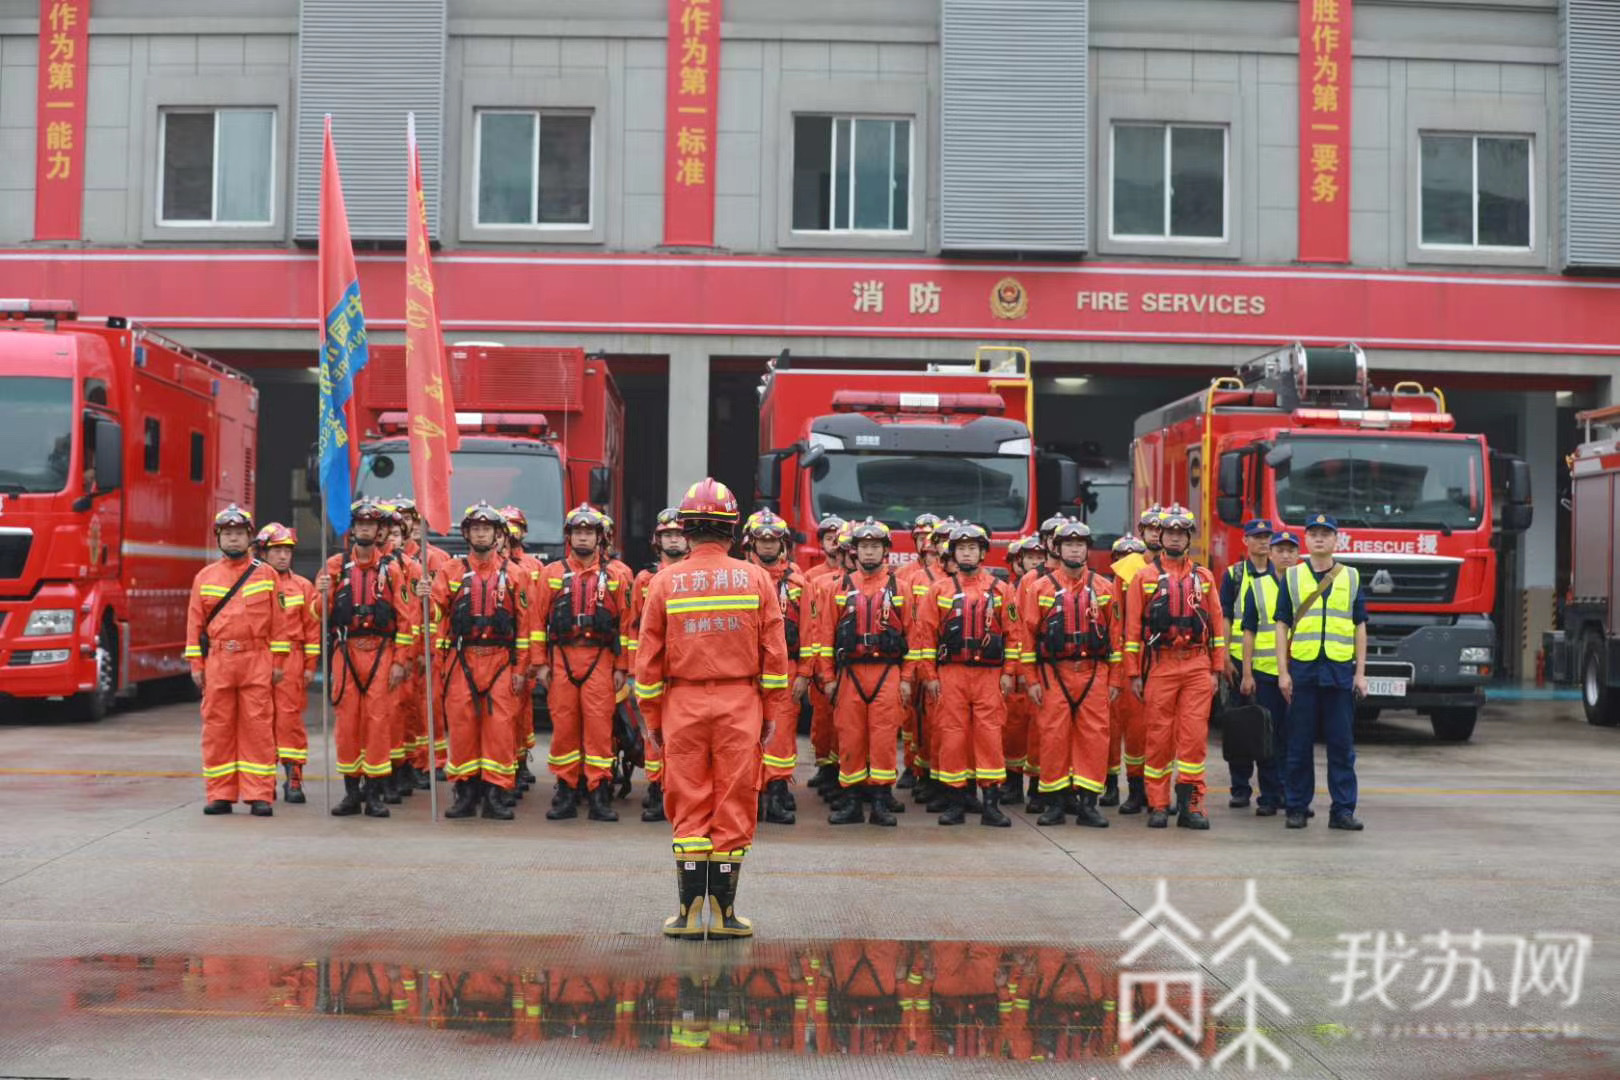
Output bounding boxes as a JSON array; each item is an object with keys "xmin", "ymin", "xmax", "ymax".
[
  {"xmin": 349, "ymin": 344, "xmax": 623, "ymax": 558},
  {"xmin": 1132, "ymin": 343, "xmax": 1532, "ymax": 742},
  {"xmin": 0, "ymin": 299, "xmax": 257, "ymax": 720},
  {"xmin": 754, "ymin": 347, "xmax": 1078, "ymax": 567},
  {"xmin": 1543, "ymin": 406, "xmax": 1620, "ymax": 726}
]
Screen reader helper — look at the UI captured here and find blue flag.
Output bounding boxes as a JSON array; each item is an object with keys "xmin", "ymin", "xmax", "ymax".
[{"xmin": 316, "ymin": 118, "xmax": 370, "ymax": 535}]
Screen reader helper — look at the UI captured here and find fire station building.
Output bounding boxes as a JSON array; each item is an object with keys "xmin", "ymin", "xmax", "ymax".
[{"xmin": 1, "ymin": 0, "xmax": 1617, "ymax": 679}]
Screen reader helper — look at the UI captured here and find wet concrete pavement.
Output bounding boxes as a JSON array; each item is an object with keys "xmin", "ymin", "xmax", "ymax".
[{"xmin": 0, "ymin": 693, "xmax": 1616, "ymax": 1079}]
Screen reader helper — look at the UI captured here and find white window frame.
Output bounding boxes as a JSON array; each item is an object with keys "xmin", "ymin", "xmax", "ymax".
[
  {"xmin": 155, "ymin": 107, "xmax": 276, "ymax": 228},
  {"xmin": 471, "ymin": 108, "xmax": 595, "ymax": 231},
  {"xmin": 790, "ymin": 113, "xmax": 915, "ymax": 236},
  {"xmin": 1417, "ymin": 132, "xmax": 1534, "ymax": 253},
  {"xmin": 1107, "ymin": 121, "xmax": 1229, "ymax": 244}
]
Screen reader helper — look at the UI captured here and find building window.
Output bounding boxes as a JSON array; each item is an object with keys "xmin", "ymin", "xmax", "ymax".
[
  {"xmin": 474, "ymin": 110, "xmax": 592, "ymax": 228},
  {"xmin": 1110, "ymin": 123, "xmax": 1226, "ymax": 241},
  {"xmin": 1420, "ymin": 134, "xmax": 1531, "ymax": 249},
  {"xmin": 158, "ymin": 109, "xmax": 275, "ymax": 225},
  {"xmin": 143, "ymin": 418, "xmax": 160, "ymax": 473},
  {"xmin": 791, "ymin": 116, "xmax": 912, "ymax": 233}
]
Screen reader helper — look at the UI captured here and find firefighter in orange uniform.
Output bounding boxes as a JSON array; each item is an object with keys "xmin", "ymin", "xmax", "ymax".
[
  {"xmin": 377, "ymin": 502, "xmax": 423, "ymax": 803},
  {"xmin": 1000, "ymin": 536, "xmax": 1044, "ymax": 807},
  {"xmin": 252, "ymin": 522, "xmax": 320, "ymax": 804},
  {"xmin": 533, "ymin": 505, "xmax": 633, "ymax": 822},
  {"xmin": 746, "ymin": 508, "xmax": 810, "ymax": 826},
  {"xmin": 914, "ymin": 517, "xmax": 963, "ymax": 812},
  {"xmin": 502, "ymin": 505, "xmax": 545, "ymax": 793},
  {"xmin": 802, "ymin": 515, "xmax": 847, "ymax": 792},
  {"xmin": 1015, "ymin": 515, "xmax": 1068, "ymax": 816},
  {"xmin": 397, "ymin": 497, "xmax": 451, "ymax": 779},
  {"xmin": 631, "ymin": 507, "xmax": 688, "ymax": 822},
  {"xmin": 894, "ymin": 513, "xmax": 942, "ymax": 787},
  {"xmin": 914, "ymin": 523, "xmax": 1018, "ymax": 827},
  {"xmin": 1108, "ymin": 535, "xmax": 1150, "ymax": 813},
  {"xmin": 814, "ymin": 518, "xmax": 912, "ymax": 827},
  {"xmin": 429, "ymin": 502, "xmax": 531, "ymax": 819},
  {"xmin": 185, "ymin": 505, "xmax": 290, "ymax": 816},
  {"xmin": 315, "ymin": 499, "xmax": 417, "ymax": 818},
  {"xmin": 635, "ymin": 478, "xmax": 791, "ymax": 939},
  {"xmin": 1123, "ymin": 505, "xmax": 1226, "ymax": 830},
  {"xmin": 1020, "ymin": 521, "xmax": 1120, "ymax": 828}
]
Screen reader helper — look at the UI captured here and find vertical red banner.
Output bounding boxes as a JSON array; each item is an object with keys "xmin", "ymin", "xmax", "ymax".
[
  {"xmin": 34, "ymin": 0, "xmax": 91, "ymax": 240},
  {"xmin": 1298, "ymin": 0, "xmax": 1352, "ymax": 263},
  {"xmin": 662, "ymin": 0, "xmax": 722, "ymax": 247}
]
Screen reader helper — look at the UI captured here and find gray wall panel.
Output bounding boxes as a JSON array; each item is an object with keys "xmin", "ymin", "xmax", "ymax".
[{"xmin": 1563, "ymin": 0, "xmax": 1620, "ymax": 268}]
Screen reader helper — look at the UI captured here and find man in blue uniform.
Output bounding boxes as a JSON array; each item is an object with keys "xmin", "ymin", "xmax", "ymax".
[
  {"xmin": 1237, "ymin": 531, "xmax": 1299, "ymax": 819},
  {"xmin": 1221, "ymin": 518, "xmax": 1281, "ymax": 811},
  {"xmin": 1274, "ymin": 515, "xmax": 1366, "ymax": 831}
]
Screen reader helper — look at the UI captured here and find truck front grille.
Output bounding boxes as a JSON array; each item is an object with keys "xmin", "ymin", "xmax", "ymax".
[
  {"xmin": 1345, "ymin": 559, "xmax": 1458, "ymax": 605},
  {"xmin": 0, "ymin": 534, "xmax": 31, "ymax": 579}
]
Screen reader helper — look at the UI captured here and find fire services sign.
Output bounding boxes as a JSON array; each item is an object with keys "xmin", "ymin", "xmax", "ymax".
[
  {"xmin": 1298, "ymin": 0, "xmax": 1352, "ymax": 263},
  {"xmin": 33, "ymin": 0, "xmax": 91, "ymax": 240}
]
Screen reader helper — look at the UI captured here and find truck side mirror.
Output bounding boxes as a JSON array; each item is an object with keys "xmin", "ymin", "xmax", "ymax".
[
  {"xmin": 93, "ymin": 418, "xmax": 122, "ymax": 493},
  {"xmin": 800, "ymin": 444, "xmax": 826, "ymax": 470},
  {"xmin": 1501, "ymin": 456, "xmax": 1532, "ymax": 533},
  {"xmin": 1501, "ymin": 502, "xmax": 1533, "ymax": 533},
  {"xmin": 1217, "ymin": 452, "xmax": 1243, "ymax": 499},
  {"xmin": 589, "ymin": 465, "xmax": 612, "ymax": 507},
  {"xmin": 1216, "ymin": 495, "xmax": 1244, "ymax": 526},
  {"xmin": 756, "ymin": 452, "xmax": 783, "ymax": 504},
  {"xmin": 1263, "ymin": 443, "xmax": 1292, "ymax": 471}
]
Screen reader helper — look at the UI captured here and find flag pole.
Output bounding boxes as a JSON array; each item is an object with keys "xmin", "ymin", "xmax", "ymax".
[{"xmin": 422, "ymin": 584, "xmax": 438, "ymax": 823}]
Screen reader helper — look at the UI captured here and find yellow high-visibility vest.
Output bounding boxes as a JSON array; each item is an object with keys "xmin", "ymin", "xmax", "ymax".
[
  {"xmin": 1285, "ymin": 562, "xmax": 1360, "ymax": 663},
  {"xmin": 1248, "ymin": 573, "xmax": 1281, "ymax": 676},
  {"xmin": 1226, "ymin": 561, "xmax": 1269, "ymax": 663}
]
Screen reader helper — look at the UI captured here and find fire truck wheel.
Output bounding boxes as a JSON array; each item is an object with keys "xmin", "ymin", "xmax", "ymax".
[
  {"xmin": 69, "ymin": 622, "xmax": 118, "ymax": 723},
  {"xmin": 1428, "ymin": 707, "xmax": 1477, "ymax": 742},
  {"xmin": 1580, "ymin": 633, "xmax": 1620, "ymax": 727}
]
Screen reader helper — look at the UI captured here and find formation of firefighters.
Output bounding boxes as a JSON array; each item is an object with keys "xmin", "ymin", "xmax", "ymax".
[{"xmin": 187, "ymin": 474, "xmax": 1368, "ymax": 937}]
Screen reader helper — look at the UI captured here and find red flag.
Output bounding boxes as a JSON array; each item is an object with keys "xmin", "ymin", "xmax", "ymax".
[{"xmin": 403, "ymin": 113, "xmax": 459, "ymax": 535}]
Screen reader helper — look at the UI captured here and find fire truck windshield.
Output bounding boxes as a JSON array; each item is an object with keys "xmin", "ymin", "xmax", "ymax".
[
  {"xmin": 809, "ymin": 451, "xmax": 1030, "ymax": 531},
  {"xmin": 0, "ymin": 376, "xmax": 74, "ymax": 494},
  {"xmin": 356, "ymin": 447, "xmax": 567, "ymax": 545},
  {"xmin": 1270, "ymin": 435, "xmax": 1484, "ymax": 531}
]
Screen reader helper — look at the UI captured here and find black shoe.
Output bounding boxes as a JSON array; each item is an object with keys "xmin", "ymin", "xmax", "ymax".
[
  {"xmin": 809, "ymin": 763, "xmax": 838, "ymax": 793},
  {"xmin": 1177, "ymin": 790, "xmax": 1210, "ymax": 831},
  {"xmin": 641, "ymin": 782, "xmax": 666, "ymax": 822},
  {"xmin": 867, "ymin": 786, "xmax": 897, "ymax": 827},
  {"xmin": 1286, "ymin": 810, "xmax": 1309, "ymax": 829},
  {"xmin": 1062, "ymin": 790, "xmax": 1082, "ymax": 817},
  {"xmin": 1025, "ymin": 790, "xmax": 1049, "ymax": 815},
  {"xmin": 897, "ymin": 768, "xmax": 917, "ymax": 791},
  {"xmin": 937, "ymin": 789, "xmax": 967, "ymax": 826},
  {"xmin": 878, "ymin": 788, "xmax": 905, "ymax": 814},
  {"xmin": 662, "ymin": 859, "xmax": 709, "ymax": 940},
  {"xmin": 1256, "ymin": 805, "xmax": 1279, "ymax": 818},
  {"xmin": 517, "ymin": 758, "xmax": 537, "ymax": 786},
  {"xmin": 781, "ymin": 786, "xmax": 797, "ymax": 812},
  {"xmin": 641, "ymin": 780, "xmax": 658, "ymax": 810},
  {"xmin": 925, "ymin": 787, "xmax": 952, "ymax": 813},
  {"xmin": 1002, "ymin": 773, "xmax": 1026, "ymax": 807},
  {"xmin": 1307, "ymin": 808, "xmax": 1317, "ymax": 819},
  {"xmin": 445, "ymin": 780, "xmax": 480, "ymax": 818},
  {"xmin": 362, "ymin": 777, "xmax": 390, "ymax": 817},
  {"xmin": 964, "ymin": 789, "xmax": 984, "ymax": 814},
  {"xmin": 381, "ymin": 771, "xmax": 403, "ymax": 805},
  {"xmin": 202, "ymin": 800, "xmax": 233, "ymax": 815},
  {"xmin": 1036, "ymin": 794, "xmax": 1067, "ymax": 826},
  {"xmin": 1229, "ymin": 793, "xmax": 1251, "ymax": 809},
  {"xmin": 706, "ymin": 861, "xmax": 753, "ymax": 938},
  {"xmin": 587, "ymin": 781, "xmax": 619, "ymax": 822},
  {"xmin": 331, "ymin": 776, "xmax": 363, "ymax": 817},
  {"xmin": 413, "ymin": 767, "xmax": 431, "ymax": 791},
  {"xmin": 1147, "ymin": 808, "xmax": 1170, "ymax": 828},
  {"xmin": 829, "ymin": 788, "xmax": 866, "ymax": 825},
  {"xmin": 980, "ymin": 787, "xmax": 1011, "ymax": 828},
  {"xmin": 546, "ymin": 781, "xmax": 579, "ymax": 821},
  {"xmin": 1074, "ymin": 792, "xmax": 1109, "ymax": 828},
  {"xmin": 394, "ymin": 764, "xmax": 417, "ymax": 798},
  {"xmin": 765, "ymin": 779, "xmax": 796, "ymax": 825},
  {"xmin": 1119, "ymin": 776, "xmax": 1147, "ymax": 815},
  {"xmin": 249, "ymin": 800, "xmax": 273, "ymax": 817},
  {"xmin": 912, "ymin": 776, "xmax": 936, "ymax": 805},
  {"xmin": 1329, "ymin": 813, "xmax": 1364, "ymax": 831},
  {"xmin": 283, "ymin": 782, "xmax": 305, "ymax": 805},
  {"xmin": 482, "ymin": 782, "xmax": 516, "ymax": 820},
  {"xmin": 1099, "ymin": 775, "xmax": 1120, "ymax": 808}
]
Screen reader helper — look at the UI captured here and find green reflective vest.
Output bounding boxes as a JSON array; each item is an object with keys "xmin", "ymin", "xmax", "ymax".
[
  {"xmin": 1286, "ymin": 562, "xmax": 1360, "ymax": 663},
  {"xmin": 1248, "ymin": 573, "xmax": 1281, "ymax": 676},
  {"xmin": 1227, "ymin": 561, "xmax": 1269, "ymax": 663}
]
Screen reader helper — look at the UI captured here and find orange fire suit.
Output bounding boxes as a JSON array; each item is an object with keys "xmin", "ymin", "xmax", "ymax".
[
  {"xmin": 383, "ymin": 544, "xmax": 424, "ymax": 770},
  {"xmin": 1110, "ymin": 552, "xmax": 1150, "ymax": 781},
  {"xmin": 405, "ymin": 539, "xmax": 453, "ymax": 767},
  {"xmin": 1015, "ymin": 563, "xmax": 1062, "ymax": 779},
  {"xmin": 185, "ymin": 556, "xmax": 289, "ymax": 804},
  {"xmin": 533, "ymin": 552, "xmax": 632, "ymax": 789},
  {"xmin": 803, "ymin": 562, "xmax": 842, "ymax": 772},
  {"xmin": 431, "ymin": 551, "xmax": 531, "ymax": 789},
  {"xmin": 814, "ymin": 566, "xmax": 913, "ymax": 789},
  {"xmin": 1123, "ymin": 554, "xmax": 1226, "ymax": 809},
  {"xmin": 753, "ymin": 555, "xmax": 813, "ymax": 784},
  {"xmin": 634, "ymin": 541, "xmax": 791, "ymax": 861},
  {"xmin": 507, "ymin": 548, "xmax": 545, "ymax": 761},
  {"xmin": 320, "ymin": 547, "xmax": 416, "ymax": 779},
  {"xmin": 1020, "ymin": 566, "xmax": 1122, "ymax": 796},
  {"xmin": 898, "ymin": 558, "xmax": 948, "ymax": 773},
  {"xmin": 269, "ymin": 568, "xmax": 320, "ymax": 765},
  {"xmin": 913, "ymin": 571, "xmax": 1018, "ymax": 789},
  {"xmin": 629, "ymin": 564, "xmax": 667, "ymax": 786}
]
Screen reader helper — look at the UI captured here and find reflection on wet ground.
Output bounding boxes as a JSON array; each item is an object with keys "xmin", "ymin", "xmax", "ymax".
[{"xmin": 55, "ymin": 941, "xmax": 1213, "ymax": 1060}]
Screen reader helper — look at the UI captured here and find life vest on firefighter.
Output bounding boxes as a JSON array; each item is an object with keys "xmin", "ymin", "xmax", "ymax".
[
  {"xmin": 547, "ymin": 566, "xmax": 621, "ymax": 650},
  {"xmin": 1144, "ymin": 559, "xmax": 1212, "ymax": 648},
  {"xmin": 833, "ymin": 572, "xmax": 906, "ymax": 663},
  {"xmin": 447, "ymin": 563, "xmax": 519, "ymax": 646},
  {"xmin": 330, "ymin": 554, "xmax": 399, "ymax": 637},
  {"xmin": 1038, "ymin": 572, "xmax": 1110, "ymax": 661},
  {"xmin": 937, "ymin": 575, "xmax": 1008, "ymax": 665}
]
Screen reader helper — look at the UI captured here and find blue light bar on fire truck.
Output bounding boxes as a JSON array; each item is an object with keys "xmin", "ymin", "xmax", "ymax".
[
  {"xmin": 830, "ymin": 391, "xmax": 1006, "ymax": 414},
  {"xmin": 1290, "ymin": 407, "xmax": 1455, "ymax": 431},
  {"xmin": 376, "ymin": 410, "xmax": 550, "ymax": 436}
]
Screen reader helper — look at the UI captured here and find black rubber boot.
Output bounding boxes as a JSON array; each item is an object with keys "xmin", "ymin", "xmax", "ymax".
[
  {"xmin": 1099, "ymin": 774, "xmax": 1120, "ymax": 808},
  {"xmin": 764, "ymin": 780, "xmax": 796, "ymax": 825},
  {"xmin": 937, "ymin": 788, "xmax": 967, "ymax": 826},
  {"xmin": 662, "ymin": 858, "xmax": 709, "ymax": 940},
  {"xmin": 1025, "ymin": 788, "xmax": 1049, "ymax": 815},
  {"xmin": 203, "ymin": 800, "xmax": 233, "ymax": 815},
  {"xmin": 331, "ymin": 775, "xmax": 363, "ymax": 816},
  {"xmin": 641, "ymin": 781, "xmax": 666, "ymax": 822},
  {"xmin": 283, "ymin": 763, "xmax": 307, "ymax": 805},
  {"xmin": 249, "ymin": 800, "xmax": 273, "ymax": 817},
  {"xmin": 897, "ymin": 767, "xmax": 917, "ymax": 791},
  {"xmin": 912, "ymin": 774, "xmax": 936, "ymax": 805},
  {"xmin": 706, "ymin": 861, "xmax": 753, "ymax": 938},
  {"xmin": 587, "ymin": 781, "xmax": 619, "ymax": 822},
  {"xmin": 445, "ymin": 779, "xmax": 480, "ymax": 818},
  {"xmin": 867, "ymin": 785, "xmax": 897, "ymax": 827},
  {"xmin": 381, "ymin": 770, "xmax": 403, "ymax": 805},
  {"xmin": 780, "ymin": 785, "xmax": 797, "ymax": 812},
  {"xmin": 925, "ymin": 787, "xmax": 952, "ymax": 813},
  {"xmin": 829, "ymin": 786, "xmax": 866, "ymax": 825},
  {"xmin": 413, "ymin": 764, "xmax": 431, "ymax": 791},
  {"xmin": 1036, "ymin": 789, "xmax": 1068, "ymax": 826},
  {"xmin": 1074, "ymin": 791, "xmax": 1110, "ymax": 828},
  {"xmin": 1002, "ymin": 773, "xmax": 1026, "ymax": 806},
  {"xmin": 1175, "ymin": 783, "xmax": 1209, "ymax": 830},
  {"xmin": 964, "ymin": 788, "xmax": 984, "ymax": 814},
  {"xmin": 482, "ymin": 781, "xmax": 516, "ymax": 820},
  {"xmin": 1118, "ymin": 776, "xmax": 1147, "ymax": 815},
  {"xmin": 517, "ymin": 756, "xmax": 536, "ymax": 788},
  {"xmin": 546, "ymin": 780, "xmax": 579, "ymax": 820},
  {"xmin": 363, "ymin": 777, "xmax": 391, "ymax": 817},
  {"xmin": 1147, "ymin": 807, "xmax": 1170, "ymax": 828},
  {"xmin": 980, "ymin": 786, "xmax": 1011, "ymax": 828},
  {"xmin": 809, "ymin": 762, "xmax": 838, "ymax": 793}
]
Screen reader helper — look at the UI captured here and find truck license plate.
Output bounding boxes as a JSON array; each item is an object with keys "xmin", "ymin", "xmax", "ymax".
[{"xmin": 1366, "ymin": 677, "xmax": 1407, "ymax": 697}]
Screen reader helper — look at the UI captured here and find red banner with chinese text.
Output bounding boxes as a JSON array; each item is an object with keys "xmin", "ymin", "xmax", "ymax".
[
  {"xmin": 1298, "ymin": 0, "xmax": 1352, "ymax": 263},
  {"xmin": 663, "ymin": 0, "xmax": 722, "ymax": 247},
  {"xmin": 34, "ymin": 0, "xmax": 91, "ymax": 240},
  {"xmin": 404, "ymin": 114, "xmax": 459, "ymax": 535}
]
